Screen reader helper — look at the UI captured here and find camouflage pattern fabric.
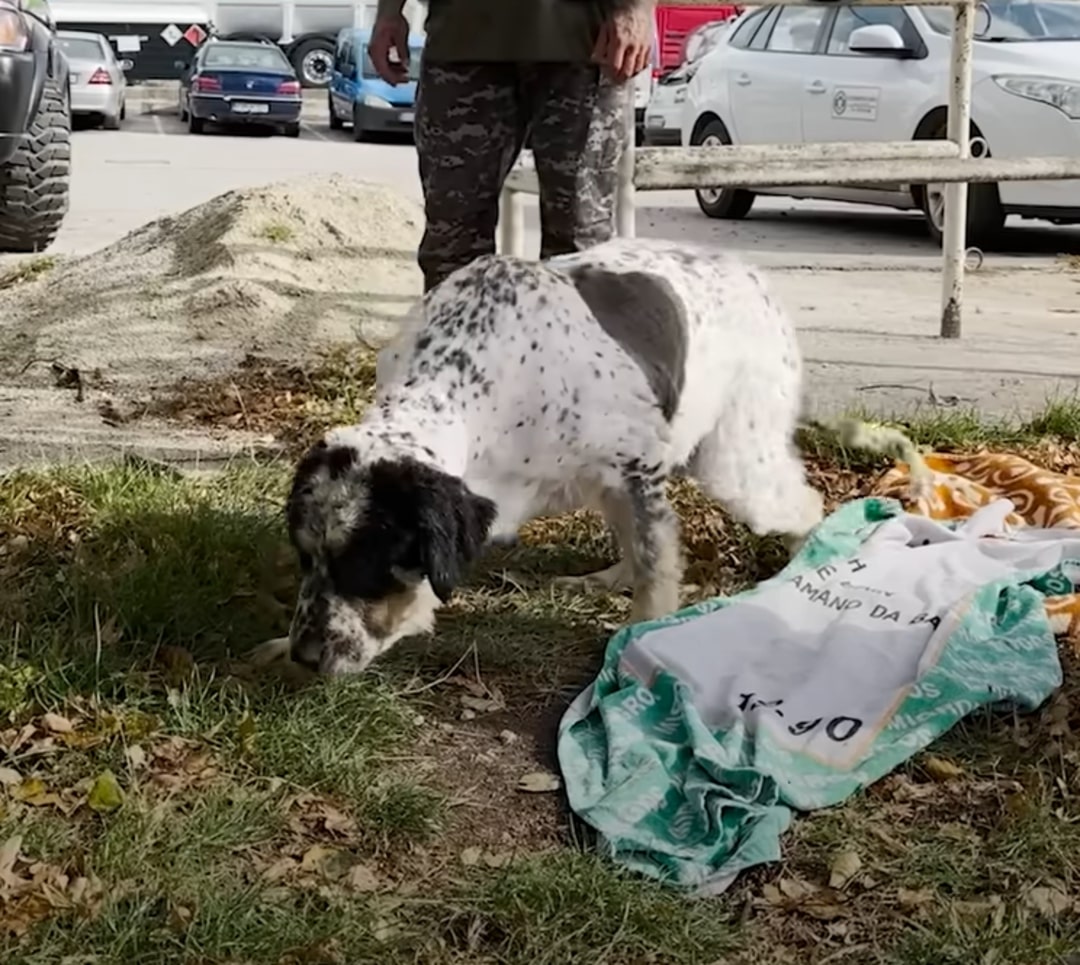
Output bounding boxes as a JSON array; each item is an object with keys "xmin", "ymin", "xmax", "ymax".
[{"xmin": 415, "ymin": 61, "xmax": 630, "ymax": 292}]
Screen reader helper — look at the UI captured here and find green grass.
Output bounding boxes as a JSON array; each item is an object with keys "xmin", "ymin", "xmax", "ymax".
[{"xmin": 5, "ymin": 393, "xmax": 1080, "ymax": 963}]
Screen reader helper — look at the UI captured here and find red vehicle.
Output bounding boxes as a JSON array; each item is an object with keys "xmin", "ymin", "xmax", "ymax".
[{"xmin": 635, "ymin": 3, "xmax": 743, "ymax": 143}]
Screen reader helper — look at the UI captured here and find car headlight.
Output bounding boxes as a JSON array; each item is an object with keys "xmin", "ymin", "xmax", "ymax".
[
  {"xmin": 0, "ymin": 8, "xmax": 30, "ymax": 51},
  {"xmin": 363, "ymin": 94, "xmax": 391, "ymax": 109},
  {"xmin": 993, "ymin": 75, "xmax": 1080, "ymax": 119}
]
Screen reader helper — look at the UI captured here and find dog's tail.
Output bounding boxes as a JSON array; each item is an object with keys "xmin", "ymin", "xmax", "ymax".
[{"xmin": 799, "ymin": 416, "xmax": 933, "ymax": 502}]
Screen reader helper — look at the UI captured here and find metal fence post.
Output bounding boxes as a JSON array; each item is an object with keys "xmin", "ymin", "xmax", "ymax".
[
  {"xmin": 939, "ymin": 0, "xmax": 975, "ymax": 339},
  {"xmin": 499, "ymin": 186, "xmax": 525, "ymax": 259}
]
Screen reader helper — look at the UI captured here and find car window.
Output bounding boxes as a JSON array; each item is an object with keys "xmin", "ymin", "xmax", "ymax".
[
  {"xmin": 203, "ymin": 44, "xmax": 290, "ymax": 70},
  {"xmin": 361, "ymin": 48, "xmax": 421, "ymax": 82},
  {"xmin": 749, "ymin": 6, "xmax": 781, "ymax": 49},
  {"xmin": 727, "ymin": 7, "xmax": 769, "ymax": 49},
  {"xmin": 827, "ymin": 5, "xmax": 919, "ymax": 53},
  {"xmin": 765, "ymin": 5, "xmax": 829, "ymax": 52},
  {"xmin": 59, "ymin": 37, "xmax": 106, "ymax": 61},
  {"xmin": 336, "ymin": 39, "xmax": 353, "ymax": 73}
]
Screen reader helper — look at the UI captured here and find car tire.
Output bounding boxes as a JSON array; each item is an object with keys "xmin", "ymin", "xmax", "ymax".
[
  {"xmin": 179, "ymin": 95, "xmax": 188, "ymax": 122},
  {"xmin": 103, "ymin": 111, "xmax": 121, "ymax": 131},
  {"xmin": 0, "ymin": 78, "xmax": 71, "ymax": 254},
  {"xmin": 328, "ymin": 92, "xmax": 343, "ymax": 131},
  {"xmin": 283, "ymin": 122, "xmax": 301, "ymax": 138},
  {"xmin": 290, "ymin": 37, "xmax": 334, "ymax": 89},
  {"xmin": 352, "ymin": 104, "xmax": 366, "ymax": 143},
  {"xmin": 916, "ymin": 121, "xmax": 1005, "ymax": 249},
  {"xmin": 188, "ymin": 111, "xmax": 205, "ymax": 135},
  {"xmin": 120, "ymin": 100, "xmax": 127, "ymax": 122},
  {"xmin": 691, "ymin": 120, "xmax": 755, "ymax": 220}
]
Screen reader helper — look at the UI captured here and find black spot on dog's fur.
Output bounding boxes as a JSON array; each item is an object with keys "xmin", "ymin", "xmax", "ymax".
[{"xmin": 565, "ymin": 267, "xmax": 689, "ymax": 421}]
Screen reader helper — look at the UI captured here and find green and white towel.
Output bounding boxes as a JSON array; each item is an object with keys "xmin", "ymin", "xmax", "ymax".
[{"xmin": 558, "ymin": 497, "xmax": 1076, "ymax": 894}]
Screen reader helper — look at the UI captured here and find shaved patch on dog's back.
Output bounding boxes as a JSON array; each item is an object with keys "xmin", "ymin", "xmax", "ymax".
[{"xmin": 566, "ymin": 267, "xmax": 688, "ymax": 421}]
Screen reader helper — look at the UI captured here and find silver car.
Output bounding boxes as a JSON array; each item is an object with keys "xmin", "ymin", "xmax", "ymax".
[{"xmin": 57, "ymin": 31, "xmax": 126, "ymax": 130}]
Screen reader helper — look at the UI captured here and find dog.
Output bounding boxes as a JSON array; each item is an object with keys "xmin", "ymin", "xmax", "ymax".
[{"xmin": 283, "ymin": 238, "xmax": 824, "ymax": 675}]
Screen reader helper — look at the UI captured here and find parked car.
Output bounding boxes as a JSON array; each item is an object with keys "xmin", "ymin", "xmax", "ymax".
[
  {"xmin": 634, "ymin": 3, "xmax": 742, "ymax": 145},
  {"xmin": 683, "ymin": 0, "xmax": 1080, "ymax": 246},
  {"xmin": 0, "ymin": 0, "xmax": 71, "ymax": 252},
  {"xmin": 177, "ymin": 38, "xmax": 302, "ymax": 137},
  {"xmin": 58, "ymin": 29, "xmax": 126, "ymax": 130},
  {"xmin": 328, "ymin": 26, "xmax": 422, "ymax": 141},
  {"xmin": 644, "ymin": 19, "xmax": 733, "ymax": 146}
]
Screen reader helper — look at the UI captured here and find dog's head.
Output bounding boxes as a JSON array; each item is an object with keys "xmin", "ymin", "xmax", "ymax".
[{"xmin": 285, "ymin": 441, "xmax": 497, "ymax": 675}]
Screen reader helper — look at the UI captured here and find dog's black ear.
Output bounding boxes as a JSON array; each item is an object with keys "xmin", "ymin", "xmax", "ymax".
[
  {"xmin": 367, "ymin": 458, "xmax": 497, "ymax": 603},
  {"xmin": 417, "ymin": 475, "xmax": 497, "ymax": 603}
]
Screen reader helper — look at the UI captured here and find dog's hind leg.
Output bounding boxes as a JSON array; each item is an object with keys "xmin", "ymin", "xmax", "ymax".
[
  {"xmin": 691, "ymin": 407, "xmax": 823, "ymax": 554},
  {"xmin": 623, "ymin": 463, "xmax": 683, "ymax": 624}
]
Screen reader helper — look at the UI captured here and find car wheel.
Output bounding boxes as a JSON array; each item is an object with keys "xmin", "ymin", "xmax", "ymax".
[
  {"xmin": 290, "ymin": 38, "xmax": 334, "ymax": 89},
  {"xmin": 179, "ymin": 94, "xmax": 188, "ymax": 122},
  {"xmin": 0, "ymin": 77, "xmax": 71, "ymax": 253},
  {"xmin": 120, "ymin": 100, "xmax": 127, "ymax": 122},
  {"xmin": 103, "ymin": 111, "xmax": 121, "ymax": 131},
  {"xmin": 328, "ymin": 93, "xmax": 343, "ymax": 131},
  {"xmin": 283, "ymin": 122, "xmax": 301, "ymax": 138},
  {"xmin": 188, "ymin": 111, "xmax": 205, "ymax": 135},
  {"xmin": 691, "ymin": 120, "xmax": 755, "ymax": 220},
  {"xmin": 916, "ymin": 121, "xmax": 1004, "ymax": 249},
  {"xmin": 352, "ymin": 104, "xmax": 366, "ymax": 143}
]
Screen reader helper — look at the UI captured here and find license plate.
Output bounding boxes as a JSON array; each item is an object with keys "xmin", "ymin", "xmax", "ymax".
[
  {"xmin": 232, "ymin": 102, "xmax": 270, "ymax": 114},
  {"xmin": 399, "ymin": 111, "xmax": 413, "ymax": 124}
]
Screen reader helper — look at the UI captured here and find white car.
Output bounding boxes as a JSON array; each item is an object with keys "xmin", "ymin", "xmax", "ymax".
[
  {"xmin": 682, "ymin": 1, "xmax": 1080, "ymax": 245},
  {"xmin": 644, "ymin": 20, "xmax": 734, "ymax": 146},
  {"xmin": 57, "ymin": 31, "xmax": 127, "ymax": 130}
]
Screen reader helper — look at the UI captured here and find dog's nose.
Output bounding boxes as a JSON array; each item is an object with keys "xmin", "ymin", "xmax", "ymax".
[{"xmin": 289, "ymin": 638, "xmax": 323, "ymax": 673}]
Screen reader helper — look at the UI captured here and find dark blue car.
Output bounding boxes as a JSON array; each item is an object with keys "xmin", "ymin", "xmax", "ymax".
[{"xmin": 178, "ymin": 39, "xmax": 302, "ymax": 137}]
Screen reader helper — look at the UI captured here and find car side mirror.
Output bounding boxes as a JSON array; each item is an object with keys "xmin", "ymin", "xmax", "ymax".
[
  {"xmin": 119, "ymin": 58, "xmax": 133, "ymax": 71},
  {"xmin": 848, "ymin": 24, "xmax": 912, "ymax": 57}
]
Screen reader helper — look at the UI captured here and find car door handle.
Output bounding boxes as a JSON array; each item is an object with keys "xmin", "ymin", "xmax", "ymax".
[
  {"xmin": 806, "ymin": 80, "xmax": 827, "ymax": 94},
  {"xmin": 735, "ymin": 72, "xmax": 751, "ymax": 86}
]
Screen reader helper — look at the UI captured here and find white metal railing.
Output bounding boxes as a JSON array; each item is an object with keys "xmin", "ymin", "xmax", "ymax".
[{"xmin": 498, "ymin": 0, "xmax": 1080, "ymax": 339}]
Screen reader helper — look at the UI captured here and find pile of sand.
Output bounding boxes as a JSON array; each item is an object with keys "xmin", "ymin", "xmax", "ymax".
[{"xmin": 0, "ymin": 175, "xmax": 425, "ymax": 391}]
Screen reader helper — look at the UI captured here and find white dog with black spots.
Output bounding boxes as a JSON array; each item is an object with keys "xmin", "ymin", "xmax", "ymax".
[{"xmin": 281, "ymin": 238, "xmax": 823, "ymax": 675}]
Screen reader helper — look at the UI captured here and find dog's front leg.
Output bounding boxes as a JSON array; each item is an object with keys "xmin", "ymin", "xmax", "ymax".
[{"xmin": 622, "ymin": 467, "xmax": 683, "ymax": 624}]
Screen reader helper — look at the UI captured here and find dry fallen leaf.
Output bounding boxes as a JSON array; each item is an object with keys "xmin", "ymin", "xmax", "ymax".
[
  {"xmin": 11, "ymin": 778, "xmax": 59, "ymax": 807},
  {"xmin": 516, "ymin": 771, "xmax": 561, "ymax": 793},
  {"xmin": 461, "ymin": 846, "xmax": 482, "ymax": 867},
  {"xmin": 299, "ymin": 845, "xmax": 339, "ymax": 874},
  {"xmin": 1024, "ymin": 885, "xmax": 1074, "ymax": 919},
  {"xmin": 0, "ymin": 766, "xmax": 21, "ymax": 786},
  {"xmin": 86, "ymin": 771, "xmax": 123, "ymax": 813},
  {"xmin": 778, "ymin": 877, "xmax": 816, "ymax": 902},
  {"xmin": 42, "ymin": 713, "xmax": 74, "ymax": 734},
  {"xmin": 828, "ymin": 850, "xmax": 862, "ymax": 889},
  {"xmin": 261, "ymin": 857, "xmax": 297, "ymax": 882},
  {"xmin": 923, "ymin": 756, "xmax": 964, "ymax": 782},
  {"xmin": 345, "ymin": 863, "xmax": 380, "ymax": 892},
  {"xmin": 897, "ymin": 886, "xmax": 935, "ymax": 910},
  {"xmin": 460, "ymin": 695, "xmax": 505, "ymax": 714},
  {"xmin": 124, "ymin": 745, "xmax": 147, "ymax": 770}
]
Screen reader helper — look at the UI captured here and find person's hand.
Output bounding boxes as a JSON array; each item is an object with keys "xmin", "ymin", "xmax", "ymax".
[
  {"xmin": 368, "ymin": 12, "xmax": 410, "ymax": 85},
  {"xmin": 592, "ymin": 4, "xmax": 653, "ymax": 83}
]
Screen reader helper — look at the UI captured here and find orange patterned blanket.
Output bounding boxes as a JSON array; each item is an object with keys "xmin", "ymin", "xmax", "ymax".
[{"xmin": 873, "ymin": 452, "xmax": 1080, "ymax": 640}]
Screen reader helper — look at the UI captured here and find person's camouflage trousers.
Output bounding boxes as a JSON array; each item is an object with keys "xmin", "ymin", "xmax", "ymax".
[{"xmin": 414, "ymin": 60, "xmax": 630, "ymax": 292}]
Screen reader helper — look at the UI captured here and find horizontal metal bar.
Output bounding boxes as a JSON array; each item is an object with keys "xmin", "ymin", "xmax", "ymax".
[
  {"xmin": 632, "ymin": 155, "xmax": 1080, "ymax": 190},
  {"xmin": 505, "ymin": 167, "xmax": 540, "ymax": 194},
  {"xmin": 641, "ymin": 140, "xmax": 962, "ymax": 164}
]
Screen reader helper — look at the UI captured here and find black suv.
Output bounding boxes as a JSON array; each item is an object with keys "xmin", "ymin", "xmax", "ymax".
[{"xmin": 0, "ymin": 0, "xmax": 71, "ymax": 252}]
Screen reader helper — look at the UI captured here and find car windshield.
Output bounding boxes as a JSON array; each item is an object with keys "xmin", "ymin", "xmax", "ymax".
[
  {"xmin": 203, "ymin": 44, "xmax": 291, "ymax": 70},
  {"xmin": 923, "ymin": 1, "xmax": 1080, "ymax": 41},
  {"xmin": 59, "ymin": 37, "xmax": 106, "ymax": 60},
  {"xmin": 361, "ymin": 49, "xmax": 421, "ymax": 82}
]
